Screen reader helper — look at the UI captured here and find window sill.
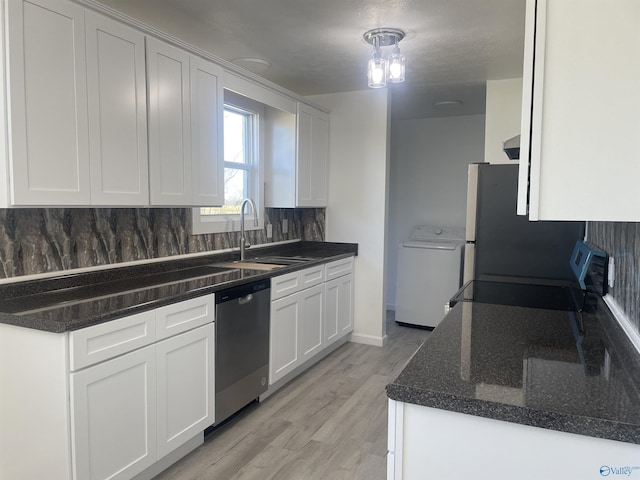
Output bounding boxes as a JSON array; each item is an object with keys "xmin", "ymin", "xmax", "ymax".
[{"xmin": 191, "ymin": 210, "xmax": 264, "ymax": 235}]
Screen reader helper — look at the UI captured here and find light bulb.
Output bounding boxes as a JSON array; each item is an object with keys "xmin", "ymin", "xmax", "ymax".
[
  {"xmin": 368, "ymin": 56, "xmax": 387, "ymax": 88},
  {"xmin": 388, "ymin": 47, "xmax": 405, "ymax": 83}
]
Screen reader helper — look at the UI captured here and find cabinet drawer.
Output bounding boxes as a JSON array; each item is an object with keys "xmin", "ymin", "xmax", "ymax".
[
  {"xmin": 271, "ymin": 265, "xmax": 325, "ymax": 301},
  {"xmin": 69, "ymin": 310, "xmax": 156, "ymax": 371},
  {"xmin": 325, "ymin": 257, "xmax": 354, "ymax": 280},
  {"xmin": 156, "ymin": 294, "xmax": 214, "ymax": 340},
  {"xmin": 299, "ymin": 265, "xmax": 325, "ymax": 289}
]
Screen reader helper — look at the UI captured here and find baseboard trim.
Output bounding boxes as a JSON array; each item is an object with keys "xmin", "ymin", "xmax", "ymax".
[{"xmin": 350, "ymin": 332, "xmax": 387, "ymax": 347}]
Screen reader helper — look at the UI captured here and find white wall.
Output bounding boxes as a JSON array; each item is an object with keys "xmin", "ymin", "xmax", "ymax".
[
  {"xmin": 386, "ymin": 114, "xmax": 486, "ymax": 309},
  {"xmin": 484, "ymin": 78, "xmax": 523, "ymax": 164},
  {"xmin": 309, "ymin": 90, "xmax": 390, "ymax": 347}
]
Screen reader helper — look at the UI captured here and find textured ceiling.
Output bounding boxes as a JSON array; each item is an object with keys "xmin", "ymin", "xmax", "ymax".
[{"xmin": 97, "ymin": 0, "xmax": 526, "ymax": 118}]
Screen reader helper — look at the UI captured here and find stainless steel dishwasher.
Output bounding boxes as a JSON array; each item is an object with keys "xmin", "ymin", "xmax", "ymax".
[{"xmin": 215, "ymin": 279, "xmax": 270, "ymax": 425}]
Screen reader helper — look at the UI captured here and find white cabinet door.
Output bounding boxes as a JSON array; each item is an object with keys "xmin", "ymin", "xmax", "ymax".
[
  {"xmin": 147, "ymin": 37, "xmax": 192, "ymax": 206},
  {"xmin": 156, "ymin": 323, "xmax": 214, "ymax": 459},
  {"xmin": 324, "ymin": 273, "xmax": 354, "ymax": 346},
  {"xmin": 86, "ymin": 11, "xmax": 148, "ymax": 205},
  {"xmin": 270, "ymin": 281, "xmax": 327, "ymax": 384},
  {"xmin": 336, "ymin": 273, "xmax": 354, "ymax": 336},
  {"xmin": 298, "ymin": 283, "xmax": 324, "ymax": 361},
  {"xmin": 324, "ymin": 278, "xmax": 340, "ymax": 345},
  {"xmin": 5, "ymin": 0, "xmax": 90, "ymax": 205},
  {"xmin": 70, "ymin": 345, "xmax": 157, "ymax": 480},
  {"xmin": 518, "ymin": 0, "xmax": 640, "ymax": 221},
  {"xmin": 190, "ymin": 56, "xmax": 224, "ymax": 207},
  {"xmin": 296, "ymin": 103, "xmax": 329, "ymax": 207},
  {"xmin": 269, "ymin": 292, "xmax": 300, "ymax": 384}
]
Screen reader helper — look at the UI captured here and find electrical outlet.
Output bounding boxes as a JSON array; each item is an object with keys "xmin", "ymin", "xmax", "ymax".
[
  {"xmin": 282, "ymin": 219, "xmax": 288, "ymax": 234},
  {"xmin": 608, "ymin": 257, "xmax": 615, "ymax": 289},
  {"xmin": 266, "ymin": 224, "xmax": 272, "ymax": 239}
]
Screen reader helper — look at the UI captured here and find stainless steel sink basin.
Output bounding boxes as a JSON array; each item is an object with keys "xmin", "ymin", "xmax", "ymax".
[
  {"xmin": 215, "ymin": 255, "xmax": 319, "ymax": 270},
  {"xmin": 248, "ymin": 255, "xmax": 318, "ymax": 266},
  {"xmin": 217, "ymin": 261, "xmax": 286, "ymax": 271}
]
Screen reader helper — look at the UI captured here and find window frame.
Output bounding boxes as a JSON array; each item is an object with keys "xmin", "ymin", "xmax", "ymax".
[{"xmin": 191, "ymin": 90, "xmax": 265, "ymax": 235}]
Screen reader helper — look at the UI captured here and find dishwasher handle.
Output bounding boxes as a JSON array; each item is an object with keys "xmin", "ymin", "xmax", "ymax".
[
  {"xmin": 216, "ymin": 279, "xmax": 270, "ymax": 303},
  {"xmin": 238, "ymin": 294, "xmax": 253, "ymax": 305}
]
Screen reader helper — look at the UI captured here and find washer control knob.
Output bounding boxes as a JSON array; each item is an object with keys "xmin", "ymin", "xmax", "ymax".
[{"xmin": 435, "ymin": 228, "xmax": 443, "ymax": 235}]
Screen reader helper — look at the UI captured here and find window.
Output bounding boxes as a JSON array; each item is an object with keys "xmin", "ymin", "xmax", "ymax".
[{"xmin": 192, "ymin": 91, "xmax": 264, "ymax": 234}]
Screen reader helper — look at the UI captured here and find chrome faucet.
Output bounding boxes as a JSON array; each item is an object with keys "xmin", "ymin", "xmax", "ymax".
[{"xmin": 240, "ymin": 198, "xmax": 258, "ymax": 261}]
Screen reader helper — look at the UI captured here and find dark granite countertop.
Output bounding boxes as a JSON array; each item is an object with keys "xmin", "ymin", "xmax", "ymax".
[
  {"xmin": 0, "ymin": 241, "xmax": 357, "ymax": 333},
  {"xmin": 387, "ymin": 298, "xmax": 640, "ymax": 444}
]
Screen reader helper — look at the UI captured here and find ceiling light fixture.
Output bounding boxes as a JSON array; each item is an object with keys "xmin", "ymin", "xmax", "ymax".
[{"xmin": 363, "ymin": 28, "xmax": 406, "ymax": 88}]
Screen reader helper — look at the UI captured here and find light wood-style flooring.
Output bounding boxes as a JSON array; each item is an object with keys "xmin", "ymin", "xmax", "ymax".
[{"xmin": 153, "ymin": 312, "xmax": 430, "ymax": 480}]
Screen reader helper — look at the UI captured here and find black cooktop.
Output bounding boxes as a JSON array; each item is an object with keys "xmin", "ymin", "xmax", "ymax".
[{"xmin": 450, "ymin": 280, "xmax": 581, "ymax": 311}]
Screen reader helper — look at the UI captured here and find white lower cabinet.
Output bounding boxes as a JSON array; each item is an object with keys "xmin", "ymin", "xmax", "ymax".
[
  {"xmin": 70, "ymin": 320, "xmax": 214, "ymax": 480},
  {"xmin": 269, "ymin": 258, "xmax": 354, "ymax": 386},
  {"xmin": 324, "ymin": 273, "xmax": 354, "ymax": 346},
  {"xmin": 270, "ymin": 268, "xmax": 326, "ymax": 385},
  {"xmin": 156, "ymin": 324, "xmax": 214, "ymax": 459},
  {"xmin": 0, "ymin": 294, "xmax": 214, "ymax": 480},
  {"xmin": 388, "ymin": 400, "xmax": 640, "ymax": 480},
  {"xmin": 71, "ymin": 345, "xmax": 157, "ymax": 480},
  {"xmin": 270, "ymin": 283, "xmax": 324, "ymax": 384}
]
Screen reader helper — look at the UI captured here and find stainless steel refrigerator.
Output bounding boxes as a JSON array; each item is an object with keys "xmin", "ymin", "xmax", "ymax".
[{"xmin": 463, "ymin": 163, "xmax": 585, "ymax": 284}]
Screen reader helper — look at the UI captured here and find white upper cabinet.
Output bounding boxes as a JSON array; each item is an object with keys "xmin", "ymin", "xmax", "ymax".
[
  {"xmin": 147, "ymin": 37, "xmax": 224, "ymax": 207},
  {"xmin": 190, "ymin": 56, "xmax": 224, "ymax": 206},
  {"xmin": 296, "ymin": 102, "xmax": 328, "ymax": 207},
  {"xmin": 86, "ymin": 11, "xmax": 149, "ymax": 205},
  {"xmin": 147, "ymin": 37, "xmax": 192, "ymax": 206},
  {"xmin": 265, "ymin": 101, "xmax": 329, "ymax": 208},
  {"xmin": 2, "ymin": 0, "xmax": 151, "ymax": 207},
  {"xmin": 4, "ymin": 0, "xmax": 91, "ymax": 206},
  {"xmin": 518, "ymin": 0, "xmax": 640, "ymax": 221}
]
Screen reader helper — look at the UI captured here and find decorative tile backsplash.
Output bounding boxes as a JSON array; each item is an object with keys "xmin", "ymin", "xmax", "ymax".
[
  {"xmin": 587, "ymin": 222, "xmax": 640, "ymax": 332},
  {"xmin": 0, "ymin": 208, "xmax": 324, "ymax": 279}
]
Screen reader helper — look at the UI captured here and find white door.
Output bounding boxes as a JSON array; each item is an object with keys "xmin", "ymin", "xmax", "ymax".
[
  {"xmin": 190, "ymin": 56, "xmax": 224, "ymax": 207},
  {"xmin": 298, "ymin": 284, "xmax": 324, "ymax": 361},
  {"xmin": 6, "ymin": 0, "xmax": 90, "ymax": 205},
  {"xmin": 147, "ymin": 37, "xmax": 192, "ymax": 206},
  {"xmin": 86, "ymin": 11, "xmax": 148, "ymax": 205},
  {"xmin": 270, "ymin": 293, "xmax": 300, "ymax": 384},
  {"xmin": 70, "ymin": 345, "xmax": 157, "ymax": 480},
  {"xmin": 156, "ymin": 324, "xmax": 214, "ymax": 458}
]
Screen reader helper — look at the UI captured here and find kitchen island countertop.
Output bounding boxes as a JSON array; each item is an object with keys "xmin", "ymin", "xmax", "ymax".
[{"xmin": 386, "ymin": 298, "xmax": 640, "ymax": 444}]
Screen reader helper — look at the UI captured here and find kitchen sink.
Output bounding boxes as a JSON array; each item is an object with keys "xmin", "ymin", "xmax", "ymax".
[
  {"xmin": 248, "ymin": 255, "xmax": 318, "ymax": 266},
  {"xmin": 216, "ymin": 261, "xmax": 286, "ymax": 271},
  {"xmin": 215, "ymin": 255, "xmax": 319, "ymax": 271}
]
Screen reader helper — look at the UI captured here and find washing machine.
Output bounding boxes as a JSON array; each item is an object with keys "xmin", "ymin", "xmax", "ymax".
[{"xmin": 395, "ymin": 225, "xmax": 465, "ymax": 328}]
